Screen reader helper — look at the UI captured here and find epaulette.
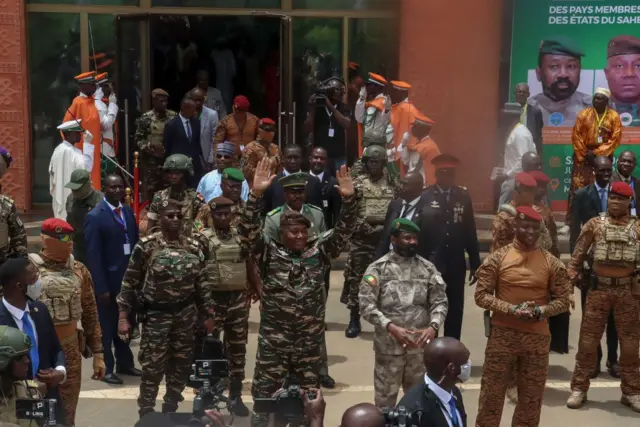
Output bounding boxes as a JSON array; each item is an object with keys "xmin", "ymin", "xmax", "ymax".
[
  {"xmin": 498, "ymin": 204, "xmax": 517, "ymax": 216},
  {"xmin": 0, "ymin": 194, "xmax": 13, "ymax": 205},
  {"xmin": 457, "ymin": 185, "xmax": 468, "ymax": 192},
  {"xmin": 306, "ymin": 204, "xmax": 323, "ymax": 211},
  {"xmin": 267, "ymin": 207, "xmax": 282, "ymax": 217}
]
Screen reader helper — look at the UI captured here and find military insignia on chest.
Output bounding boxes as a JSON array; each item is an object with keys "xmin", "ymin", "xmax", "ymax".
[
  {"xmin": 453, "ymin": 202, "xmax": 464, "ymax": 223},
  {"xmin": 430, "ymin": 201, "xmax": 440, "ymax": 209}
]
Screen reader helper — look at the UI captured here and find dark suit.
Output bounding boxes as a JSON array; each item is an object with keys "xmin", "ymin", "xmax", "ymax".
[
  {"xmin": 374, "ymin": 193, "xmax": 430, "ymax": 260},
  {"xmin": 611, "ymin": 171, "xmax": 640, "ymax": 214},
  {"xmin": 398, "ymin": 378, "xmax": 467, "ymax": 427},
  {"xmin": 261, "ymin": 171, "xmax": 323, "ymax": 215},
  {"xmin": 418, "ymin": 186, "xmax": 480, "ymax": 340},
  {"xmin": 311, "ymin": 170, "xmax": 342, "ymax": 229},
  {"xmin": 0, "ymin": 300, "xmax": 66, "ymax": 423},
  {"xmin": 84, "ymin": 200, "xmax": 139, "ymax": 374},
  {"xmin": 525, "ymin": 102, "xmax": 544, "ymax": 154},
  {"xmin": 163, "ymin": 115, "xmax": 204, "ymax": 188},
  {"xmin": 569, "ymin": 183, "xmax": 618, "ymax": 366}
]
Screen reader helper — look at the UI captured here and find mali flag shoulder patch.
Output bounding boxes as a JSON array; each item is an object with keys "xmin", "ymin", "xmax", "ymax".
[{"xmin": 363, "ymin": 275, "xmax": 377, "ymax": 286}]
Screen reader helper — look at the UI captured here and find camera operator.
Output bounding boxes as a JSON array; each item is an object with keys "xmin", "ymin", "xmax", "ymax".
[
  {"xmin": 397, "ymin": 337, "xmax": 470, "ymax": 427},
  {"xmin": 303, "ymin": 77, "xmax": 352, "ymax": 173},
  {"xmin": 0, "ymin": 326, "xmax": 47, "ymax": 426}
]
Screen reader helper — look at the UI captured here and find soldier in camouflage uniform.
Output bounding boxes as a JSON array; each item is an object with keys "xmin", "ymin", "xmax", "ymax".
[
  {"xmin": 566, "ymin": 181, "xmax": 640, "ymax": 412},
  {"xmin": 117, "ymin": 200, "xmax": 215, "ymax": 417},
  {"xmin": 261, "ymin": 172, "xmax": 335, "ymax": 389},
  {"xmin": 475, "ymin": 206, "xmax": 570, "ymax": 427},
  {"xmin": 239, "ymin": 159, "xmax": 357, "ymax": 427},
  {"xmin": 359, "ymin": 218, "xmax": 448, "ymax": 408},
  {"xmin": 146, "ymin": 154, "xmax": 206, "ymax": 236},
  {"xmin": 0, "ymin": 146, "xmax": 27, "ymax": 276},
  {"xmin": 196, "ymin": 168, "xmax": 246, "ymax": 230},
  {"xmin": 200, "ymin": 196, "xmax": 256, "ymax": 417},
  {"xmin": 136, "ymin": 88, "xmax": 177, "ymax": 201},
  {"xmin": 342, "ymin": 145, "xmax": 395, "ymax": 338},
  {"xmin": 64, "ymin": 169, "xmax": 104, "ymax": 264}
]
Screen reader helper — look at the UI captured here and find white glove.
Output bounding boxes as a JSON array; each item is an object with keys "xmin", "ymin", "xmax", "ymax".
[
  {"xmin": 108, "ymin": 93, "xmax": 117, "ymax": 105},
  {"xmin": 359, "ymin": 86, "xmax": 367, "ymax": 100},
  {"xmin": 83, "ymin": 130, "xmax": 93, "ymax": 143},
  {"xmin": 401, "ymin": 131, "xmax": 410, "ymax": 148}
]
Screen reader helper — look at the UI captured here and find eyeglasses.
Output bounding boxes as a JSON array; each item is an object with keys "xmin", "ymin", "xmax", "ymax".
[{"xmin": 166, "ymin": 213, "xmax": 184, "ymax": 220}]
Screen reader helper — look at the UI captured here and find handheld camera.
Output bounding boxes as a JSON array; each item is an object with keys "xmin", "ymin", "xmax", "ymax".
[{"xmin": 16, "ymin": 398, "xmax": 57, "ymax": 426}]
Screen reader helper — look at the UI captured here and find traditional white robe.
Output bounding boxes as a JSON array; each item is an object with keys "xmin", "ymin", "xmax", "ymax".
[{"xmin": 49, "ymin": 140, "xmax": 89, "ymax": 219}]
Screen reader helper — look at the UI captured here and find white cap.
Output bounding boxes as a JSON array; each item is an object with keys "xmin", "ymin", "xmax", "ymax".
[{"xmin": 57, "ymin": 119, "xmax": 83, "ymax": 132}]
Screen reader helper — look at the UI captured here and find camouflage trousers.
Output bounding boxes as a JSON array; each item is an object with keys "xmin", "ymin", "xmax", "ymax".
[
  {"xmin": 374, "ymin": 351, "xmax": 424, "ymax": 408},
  {"xmin": 58, "ymin": 333, "xmax": 82, "ymax": 425},
  {"xmin": 477, "ymin": 326, "xmax": 551, "ymax": 427},
  {"xmin": 211, "ymin": 291, "xmax": 250, "ymax": 381},
  {"xmin": 570, "ymin": 286, "xmax": 640, "ymax": 395},
  {"xmin": 250, "ymin": 339, "xmax": 321, "ymax": 427},
  {"xmin": 141, "ymin": 153, "xmax": 165, "ymax": 202},
  {"xmin": 341, "ymin": 230, "xmax": 382, "ymax": 309},
  {"xmin": 138, "ymin": 305, "xmax": 197, "ymax": 415}
]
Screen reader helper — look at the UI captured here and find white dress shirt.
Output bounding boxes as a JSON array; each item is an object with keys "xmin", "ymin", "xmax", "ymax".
[
  {"xmin": 424, "ymin": 374, "xmax": 462, "ymax": 427},
  {"xmin": 400, "ymin": 196, "xmax": 421, "ymax": 220},
  {"xmin": 180, "ymin": 114, "xmax": 192, "ymax": 140},
  {"xmin": 2, "ymin": 298, "xmax": 67, "ymax": 381},
  {"xmin": 310, "ymin": 170, "xmax": 325, "ymax": 182},
  {"xmin": 106, "ymin": 200, "xmax": 124, "ymax": 219},
  {"xmin": 503, "ymin": 123, "xmax": 536, "ymax": 178}
]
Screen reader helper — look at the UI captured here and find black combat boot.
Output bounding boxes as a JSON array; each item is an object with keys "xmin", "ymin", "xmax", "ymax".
[
  {"xmin": 138, "ymin": 408, "xmax": 155, "ymax": 420},
  {"xmin": 230, "ymin": 377, "xmax": 250, "ymax": 417},
  {"xmin": 345, "ymin": 306, "xmax": 361, "ymax": 338},
  {"xmin": 161, "ymin": 403, "xmax": 178, "ymax": 414}
]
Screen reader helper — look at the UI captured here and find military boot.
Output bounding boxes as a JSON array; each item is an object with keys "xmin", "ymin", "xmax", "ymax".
[
  {"xmin": 138, "ymin": 408, "xmax": 155, "ymax": 420},
  {"xmin": 162, "ymin": 403, "xmax": 178, "ymax": 414},
  {"xmin": 230, "ymin": 378, "xmax": 250, "ymax": 417},
  {"xmin": 345, "ymin": 307, "xmax": 361, "ymax": 338},
  {"xmin": 566, "ymin": 390, "xmax": 587, "ymax": 409},
  {"xmin": 621, "ymin": 395, "xmax": 640, "ymax": 412}
]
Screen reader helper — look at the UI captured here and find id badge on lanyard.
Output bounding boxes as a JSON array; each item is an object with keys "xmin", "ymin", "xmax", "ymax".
[{"xmin": 112, "ymin": 209, "xmax": 131, "ymax": 255}]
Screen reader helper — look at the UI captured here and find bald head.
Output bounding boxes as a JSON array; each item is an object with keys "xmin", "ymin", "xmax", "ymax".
[
  {"xmin": 399, "ymin": 171, "xmax": 425, "ymax": 202},
  {"xmin": 521, "ymin": 152, "xmax": 542, "ymax": 172},
  {"xmin": 424, "ymin": 337, "xmax": 470, "ymax": 382},
  {"xmin": 341, "ymin": 403, "xmax": 385, "ymax": 427}
]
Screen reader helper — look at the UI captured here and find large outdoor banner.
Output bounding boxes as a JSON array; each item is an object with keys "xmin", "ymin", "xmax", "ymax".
[{"xmin": 511, "ymin": 1, "xmax": 640, "ymax": 210}]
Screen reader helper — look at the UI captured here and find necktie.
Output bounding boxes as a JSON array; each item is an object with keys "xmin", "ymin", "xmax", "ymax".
[
  {"xmin": 186, "ymin": 120, "xmax": 192, "ymax": 140},
  {"xmin": 22, "ymin": 312, "xmax": 39, "ymax": 377},
  {"xmin": 600, "ymin": 188, "xmax": 607, "ymax": 213},
  {"xmin": 114, "ymin": 207, "xmax": 122, "ymax": 218},
  {"xmin": 448, "ymin": 397, "xmax": 460, "ymax": 427}
]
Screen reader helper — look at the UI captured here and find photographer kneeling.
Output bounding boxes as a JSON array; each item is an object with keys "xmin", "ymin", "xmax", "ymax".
[
  {"xmin": 303, "ymin": 78, "xmax": 352, "ymax": 173},
  {"xmin": 397, "ymin": 337, "xmax": 470, "ymax": 427}
]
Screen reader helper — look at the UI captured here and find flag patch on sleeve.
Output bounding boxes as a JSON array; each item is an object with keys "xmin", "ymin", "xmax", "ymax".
[{"xmin": 363, "ymin": 275, "xmax": 377, "ymax": 286}]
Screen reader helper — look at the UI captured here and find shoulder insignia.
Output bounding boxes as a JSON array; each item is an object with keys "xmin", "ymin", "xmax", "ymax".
[
  {"xmin": 196, "ymin": 193, "xmax": 205, "ymax": 201},
  {"xmin": 363, "ymin": 275, "xmax": 377, "ymax": 286},
  {"xmin": 307, "ymin": 204, "xmax": 322, "ymax": 211},
  {"xmin": 267, "ymin": 207, "xmax": 282, "ymax": 217},
  {"xmin": 458, "ymin": 185, "xmax": 467, "ymax": 192}
]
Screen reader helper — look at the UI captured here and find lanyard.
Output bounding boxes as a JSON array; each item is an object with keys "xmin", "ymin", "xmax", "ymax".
[
  {"xmin": 111, "ymin": 207, "xmax": 129, "ymax": 243},
  {"xmin": 520, "ymin": 104, "xmax": 527, "ymax": 124},
  {"xmin": 594, "ymin": 108, "xmax": 608, "ymax": 136},
  {"xmin": 324, "ymin": 106, "xmax": 334, "ymax": 130}
]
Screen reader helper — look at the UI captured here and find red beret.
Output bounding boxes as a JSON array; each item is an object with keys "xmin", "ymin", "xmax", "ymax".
[
  {"xmin": 41, "ymin": 218, "xmax": 74, "ymax": 236},
  {"xmin": 259, "ymin": 118, "xmax": 276, "ymax": 127},
  {"xmin": 233, "ymin": 95, "xmax": 250, "ymax": 111},
  {"xmin": 516, "ymin": 206, "xmax": 543, "ymax": 222},
  {"xmin": 515, "ymin": 172, "xmax": 537, "ymax": 188},
  {"xmin": 528, "ymin": 170, "xmax": 551, "ymax": 184},
  {"xmin": 611, "ymin": 181, "xmax": 634, "ymax": 198}
]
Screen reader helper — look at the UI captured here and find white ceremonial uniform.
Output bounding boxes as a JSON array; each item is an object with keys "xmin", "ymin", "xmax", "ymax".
[{"xmin": 49, "ymin": 140, "xmax": 89, "ymax": 219}]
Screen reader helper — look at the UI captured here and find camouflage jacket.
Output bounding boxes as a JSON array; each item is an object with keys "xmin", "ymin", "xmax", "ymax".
[
  {"xmin": 237, "ymin": 192, "xmax": 358, "ymax": 350},
  {"xmin": 117, "ymin": 232, "xmax": 213, "ymax": 316},
  {"xmin": 490, "ymin": 202, "xmax": 552, "ymax": 253},
  {"xmin": 195, "ymin": 200, "xmax": 245, "ymax": 231},
  {"xmin": 0, "ymin": 195, "xmax": 27, "ymax": 264},
  {"xmin": 135, "ymin": 109, "xmax": 177, "ymax": 155},
  {"xmin": 0, "ymin": 380, "xmax": 43, "ymax": 426},
  {"xmin": 360, "ymin": 252, "xmax": 448, "ymax": 355},
  {"xmin": 147, "ymin": 188, "xmax": 206, "ymax": 235}
]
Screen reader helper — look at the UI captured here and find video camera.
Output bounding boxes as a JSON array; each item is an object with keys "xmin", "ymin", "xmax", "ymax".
[
  {"xmin": 381, "ymin": 406, "xmax": 423, "ymax": 427},
  {"xmin": 189, "ymin": 337, "xmax": 232, "ymax": 423},
  {"xmin": 253, "ymin": 384, "xmax": 316, "ymax": 423},
  {"xmin": 16, "ymin": 398, "xmax": 57, "ymax": 426},
  {"xmin": 315, "ymin": 78, "xmax": 345, "ymax": 105}
]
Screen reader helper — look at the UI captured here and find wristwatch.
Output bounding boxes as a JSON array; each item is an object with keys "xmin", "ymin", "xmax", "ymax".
[{"xmin": 429, "ymin": 322, "xmax": 440, "ymax": 332}]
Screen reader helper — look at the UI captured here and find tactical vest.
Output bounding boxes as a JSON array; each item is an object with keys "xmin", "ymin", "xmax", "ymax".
[
  {"xmin": 499, "ymin": 204, "xmax": 552, "ymax": 250},
  {"xmin": 362, "ymin": 177, "xmax": 394, "ymax": 222},
  {"xmin": 28, "ymin": 253, "xmax": 82, "ymax": 325},
  {"xmin": 202, "ymin": 229, "xmax": 247, "ymax": 291},
  {"xmin": 593, "ymin": 216, "xmax": 640, "ymax": 266},
  {"xmin": 363, "ymin": 99, "xmax": 391, "ymax": 148},
  {"xmin": 0, "ymin": 195, "xmax": 13, "ymax": 250}
]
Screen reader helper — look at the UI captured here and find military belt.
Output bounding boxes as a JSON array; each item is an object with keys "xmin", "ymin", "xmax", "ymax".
[
  {"xmin": 593, "ymin": 275, "xmax": 633, "ymax": 286},
  {"xmin": 144, "ymin": 296, "xmax": 195, "ymax": 312}
]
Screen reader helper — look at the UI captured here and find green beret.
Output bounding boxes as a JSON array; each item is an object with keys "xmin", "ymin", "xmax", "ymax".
[
  {"xmin": 222, "ymin": 167, "xmax": 244, "ymax": 182},
  {"xmin": 363, "ymin": 145, "xmax": 387, "ymax": 161},
  {"xmin": 279, "ymin": 172, "xmax": 309, "ymax": 189},
  {"xmin": 539, "ymin": 36, "xmax": 585, "ymax": 58},
  {"xmin": 391, "ymin": 218, "xmax": 420, "ymax": 235},
  {"xmin": 209, "ymin": 196, "xmax": 235, "ymax": 210}
]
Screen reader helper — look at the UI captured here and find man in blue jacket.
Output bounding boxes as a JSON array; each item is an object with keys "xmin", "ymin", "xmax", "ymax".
[{"xmin": 85, "ymin": 174, "xmax": 141, "ymax": 384}]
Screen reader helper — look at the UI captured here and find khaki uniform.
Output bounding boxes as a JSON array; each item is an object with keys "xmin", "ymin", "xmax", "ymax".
[
  {"xmin": 135, "ymin": 109, "xmax": 177, "ymax": 201},
  {"xmin": 0, "ymin": 380, "xmax": 43, "ymax": 426},
  {"xmin": 359, "ymin": 252, "xmax": 448, "ymax": 408},
  {"xmin": 28, "ymin": 253, "xmax": 102, "ymax": 425},
  {"xmin": 568, "ymin": 215, "xmax": 640, "ymax": 397}
]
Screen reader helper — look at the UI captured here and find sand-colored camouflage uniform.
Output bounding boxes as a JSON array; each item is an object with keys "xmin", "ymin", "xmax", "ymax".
[
  {"xmin": 360, "ymin": 251, "xmax": 448, "ymax": 408},
  {"xmin": 490, "ymin": 201, "xmax": 552, "ymax": 253},
  {"xmin": 0, "ymin": 195, "xmax": 27, "ymax": 266},
  {"xmin": 117, "ymin": 232, "xmax": 213, "ymax": 416}
]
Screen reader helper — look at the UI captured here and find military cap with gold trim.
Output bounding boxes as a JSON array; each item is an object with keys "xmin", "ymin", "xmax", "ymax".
[
  {"xmin": 74, "ymin": 71, "xmax": 96, "ymax": 84},
  {"xmin": 222, "ymin": 168, "xmax": 245, "ymax": 182},
  {"xmin": 391, "ymin": 218, "xmax": 420, "ymax": 235},
  {"xmin": 151, "ymin": 88, "xmax": 169, "ymax": 98},
  {"xmin": 279, "ymin": 172, "xmax": 309, "ymax": 189}
]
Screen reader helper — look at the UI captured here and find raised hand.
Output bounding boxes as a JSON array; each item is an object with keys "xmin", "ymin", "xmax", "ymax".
[
  {"xmin": 335, "ymin": 165, "xmax": 355, "ymax": 198},
  {"xmin": 252, "ymin": 158, "xmax": 277, "ymax": 196}
]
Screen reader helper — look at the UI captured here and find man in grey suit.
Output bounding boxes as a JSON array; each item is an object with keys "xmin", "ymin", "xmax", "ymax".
[{"xmin": 191, "ymin": 88, "xmax": 219, "ymax": 170}]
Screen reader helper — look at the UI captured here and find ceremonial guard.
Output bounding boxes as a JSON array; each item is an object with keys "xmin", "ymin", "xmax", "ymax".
[
  {"xmin": 64, "ymin": 169, "xmax": 103, "ymax": 264},
  {"xmin": 146, "ymin": 154, "xmax": 206, "ymax": 235},
  {"xmin": 0, "ymin": 147, "xmax": 26, "ymax": 269},
  {"xmin": 342, "ymin": 145, "xmax": 394, "ymax": 338},
  {"xmin": 360, "ymin": 218, "xmax": 448, "ymax": 408},
  {"xmin": 29, "ymin": 219, "xmax": 106, "ymax": 425},
  {"xmin": 135, "ymin": 89, "xmax": 177, "ymax": 201},
  {"xmin": 419, "ymin": 154, "xmax": 480, "ymax": 340},
  {"xmin": 239, "ymin": 160, "xmax": 357, "ymax": 427},
  {"xmin": 475, "ymin": 206, "xmax": 570, "ymax": 427},
  {"xmin": 117, "ymin": 200, "xmax": 214, "ymax": 417},
  {"xmin": 566, "ymin": 181, "xmax": 640, "ymax": 412}
]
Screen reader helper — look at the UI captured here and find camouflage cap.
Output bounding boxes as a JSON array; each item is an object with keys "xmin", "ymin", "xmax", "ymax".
[
  {"xmin": 363, "ymin": 145, "xmax": 387, "ymax": 161},
  {"xmin": 279, "ymin": 172, "xmax": 309, "ymax": 189},
  {"xmin": 0, "ymin": 326, "xmax": 31, "ymax": 371},
  {"xmin": 151, "ymin": 88, "xmax": 169, "ymax": 98},
  {"xmin": 65, "ymin": 169, "xmax": 91, "ymax": 190},
  {"xmin": 391, "ymin": 218, "xmax": 420, "ymax": 235},
  {"xmin": 209, "ymin": 196, "xmax": 235, "ymax": 210},
  {"xmin": 222, "ymin": 168, "xmax": 245, "ymax": 182},
  {"xmin": 163, "ymin": 154, "xmax": 194, "ymax": 176}
]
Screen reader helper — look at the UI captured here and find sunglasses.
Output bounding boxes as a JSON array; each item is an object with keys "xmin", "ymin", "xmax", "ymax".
[
  {"xmin": 166, "ymin": 213, "xmax": 184, "ymax": 220},
  {"xmin": 216, "ymin": 154, "xmax": 232, "ymax": 159},
  {"xmin": 58, "ymin": 234, "xmax": 73, "ymax": 242}
]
